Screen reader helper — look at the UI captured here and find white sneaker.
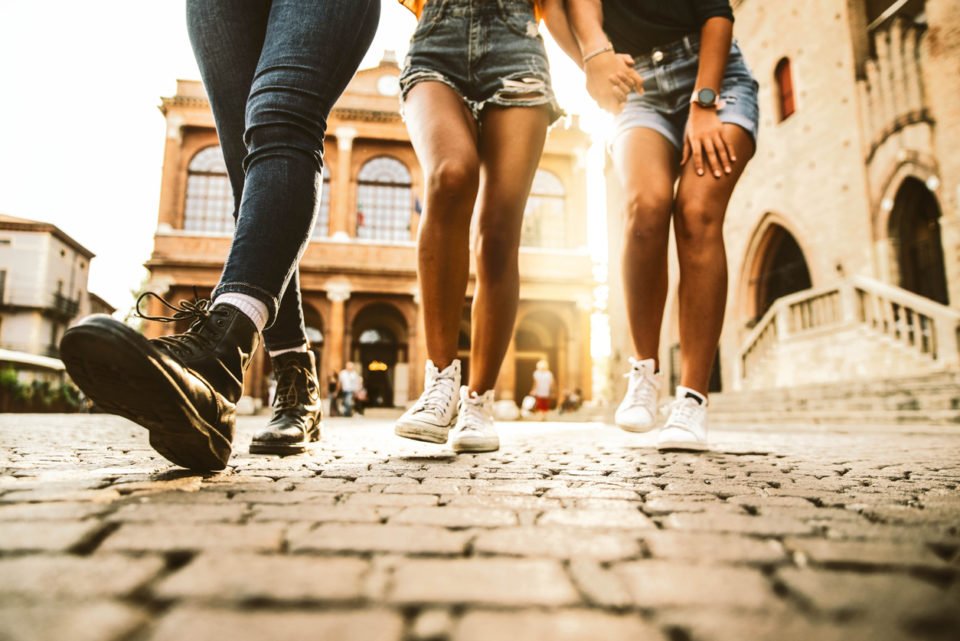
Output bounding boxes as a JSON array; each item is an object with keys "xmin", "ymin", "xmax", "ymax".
[
  {"xmin": 451, "ymin": 387, "xmax": 499, "ymax": 453},
  {"xmin": 395, "ymin": 360, "xmax": 460, "ymax": 444},
  {"xmin": 657, "ymin": 386, "xmax": 709, "ymax": 451},
  {"xmin": 615, "ymin": 357, "xmax": 660, "ymax": 433}
]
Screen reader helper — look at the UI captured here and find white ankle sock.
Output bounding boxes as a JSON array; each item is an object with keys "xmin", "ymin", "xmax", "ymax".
[
  {"xmin": 213, "ymin": 293, "xmax": 268, "ymax": 333},
  {"xmin": 268, "ymin": 344, "xmax": 308, "ymax": 358}
]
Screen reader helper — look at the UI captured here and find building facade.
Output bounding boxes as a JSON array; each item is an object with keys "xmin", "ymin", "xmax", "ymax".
[
  {"xmin": 0, "ymin": 214, "xmax": 112, "ymax": 382},
  {"xmin": 145, "ymin": 55, "xmax": 594, "ymax": 409},
  {"xmin": 606, "ymin": 0, "xmax": 960, "ymax": 397}
]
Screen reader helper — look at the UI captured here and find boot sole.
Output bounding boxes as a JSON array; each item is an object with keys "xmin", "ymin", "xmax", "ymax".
[
  {"xmin": 60, "ymin": 318, "xmax": 230, "ymax": 471},
  {"xmin": 249, "ymin": 422, "xmax": 322, "ymax": 455}
]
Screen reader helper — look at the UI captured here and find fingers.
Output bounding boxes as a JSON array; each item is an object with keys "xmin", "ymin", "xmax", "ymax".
[
  {"xmin": 681, "ymin": 136, "xmax": 691, "ymax": 166},
  {"xmin": 715, "ymin": 133, "xmax": 732, "ymax": 175},
  {"xmin": 702, "ymin": 137, "xmax": 723, "ymax": 178},
  {"xmin": 609, "ymin": 72, "xmax": 632, "ymax": 98},
  {"xmin": 691, "ymin": 138, "xmax": 704, "ymax": 176}
]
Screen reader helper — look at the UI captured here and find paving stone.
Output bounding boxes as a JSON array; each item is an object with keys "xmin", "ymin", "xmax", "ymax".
[
  {"xmin": 455, "ymin": 610, "xmax": 665, "ymax": 641},
  {"xmin": 655, "ymin": 610, "xmax": 881, "ymax": 641},
  {"xmin": 107, "ymin": 503, "xmax": 247, "ymax": 522},
  {"xmin": 615, "ymin": 561, "xmax": 777, "ymax": 609},
  {"xmin": 289, "ymin": 523, "xmax": 470, "ymax": 555},
  {"xmin": 0, "ymin": 554, "xmax": 165, "ymax": 599},
  {"xmin": 0, "ymin": 502, "xmax": 111, "ymax": 521},
  {"xmin": 154, "ymin": 553, "xmax": 369, "ymax": 602},
  {"xmin": 441, "ymin": 494, "xmax": 562, "ymax": 510},
  {"xmin": 342, "ymin": 493, "xmax": 439, "ymax": 507},
  {"xmin": 473, "ymin": 527, "xmax": 640, "ymax": 560},
  {"xmin": 250, "ymin": 503, "xmax": 385, "ymax": 523},
  {"xmin": 389, "ymin": 559, "xmax": 580, "ymax": 606},
  {"xmin": 391, "ymin": 506, "xmax": 517, "ymax": 528},
  {"xmin": 664, "ymin": 512, "xmax": 816, "ymax": 536},
  {"xmin": 567, "ymin": 559, "xmax": 634, "ymax": 608},
  {"xmin": 0, "ymin": 521, "xmax": 104, "ymax": 552},
  {"xmin": 777, "ymin": 568, "xmax": 953, "ymax": 617},
  {"xmin": 230, "ymin": 491, "xmax": 338, "ymax": 505},
  {"xmin": 99, "ymin": 523, "xmax": 285, "ymax": 552},
  {"xmin": 411, "ymin": 608, "xmax": 454, "ymax": 640},
  {"xmin": 147, "ymin": 607, "xmax": 403, "ymax": 641},
  {"xmin": 643, "ymin": 498, "xmax": 742, "ymax": 515},
  {"xmin": 542, "ymin": 486, "xmax": 641, "ymax": 500},
  {"xmin": 784, "ymin": 538, "xmax": 951, "ymax": 570},
  {"xmin": 538, "ymin": 508, "xmax": 655, "ymax": 529},
  {"xmin": 641, "ymin": 531, "xmax": 787, "ymax": 564},
  {"xmin": 0, "ymin": 602, "xmax": 148, "ymax": 641}
]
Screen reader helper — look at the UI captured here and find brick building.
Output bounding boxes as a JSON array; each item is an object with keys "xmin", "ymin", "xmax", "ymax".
[
  {"xmin": 144, "ymin": 55, "xmax": 594, "ymax": 409},
  {"xmin": 606, "ymin": 0, "xmax": 960, "ymax": 406}
]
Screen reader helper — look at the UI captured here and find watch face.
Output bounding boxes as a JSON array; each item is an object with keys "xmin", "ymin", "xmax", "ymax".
[{"xmin": 698, "ymin": 88, "xmax": 717, "ymax": 105}]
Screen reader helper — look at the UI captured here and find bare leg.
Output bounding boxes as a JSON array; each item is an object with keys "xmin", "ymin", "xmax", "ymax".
[
  {"xmin": 612, "ymin": 128, "xmax": 680, "ymax": 369},
  {"xmin": 468, "ymin": 105, "xmax": 550, "ymax": 393},
  {"xmin": 403, "ymin": 83, "xmax": 480, "ymax": 369},
  {"xmin": 674, "ymin": 123, "xmax": 755, "ymax": 395}
]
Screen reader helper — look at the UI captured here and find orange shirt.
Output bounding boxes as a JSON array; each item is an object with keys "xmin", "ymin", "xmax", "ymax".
[{"xmin": 399, "ymin": 0, "xmax": 543, "ymax": 22}]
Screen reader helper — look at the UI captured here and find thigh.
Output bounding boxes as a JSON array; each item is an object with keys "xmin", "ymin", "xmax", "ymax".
[
  {"xmin": 475, "ymin": 105, "xmax": 551, "ymax": 232},
  {"xmin": 612, "ymin": 127, "xmax": 680, "ymax": 218},
  {"xmin": 246, "ymin": 0, "xmax": 380, "ymax": 154},
  {"xmin": 674, "ymin": 122, "xmax": 754, "ymax": 225},
  {"xmin": 404, "ymin": 81, "xmax": 480, "ymax": 176},
  {"xmin": 186, "ymin": 0, "xmax": 272, "ymax": 205}
]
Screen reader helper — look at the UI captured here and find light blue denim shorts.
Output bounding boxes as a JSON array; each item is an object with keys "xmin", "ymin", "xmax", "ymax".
[{"xmin": 613, "ymin": 35, "xmax": 760, "ymax": 151}]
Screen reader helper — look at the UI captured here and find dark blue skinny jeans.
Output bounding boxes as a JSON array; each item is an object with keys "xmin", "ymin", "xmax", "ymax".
[{"xmin": 186, "ymin": 0, "xmax": 380, "ymax": 350}]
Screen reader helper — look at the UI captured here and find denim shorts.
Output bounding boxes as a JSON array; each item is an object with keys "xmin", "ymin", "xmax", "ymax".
[
  {"xmin": 399, "ymin": 0, "xmax": 562, "ymax": 124},
  {"xmin": 613, "ymin": 35, "xmax": 760, "ymax": 152}
]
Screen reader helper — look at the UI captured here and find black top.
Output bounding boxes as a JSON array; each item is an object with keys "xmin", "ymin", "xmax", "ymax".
[{"xmin": 601, "ymin": 0, "xmax": 734, "ymax": 53}]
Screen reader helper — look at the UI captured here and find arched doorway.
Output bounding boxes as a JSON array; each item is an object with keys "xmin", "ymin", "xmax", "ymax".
[
  {"xmin": 350, "ymin": 303, "xmax": 409, "ymax": 407},
  {"xmin": 749, "ymin": 224, "xmax": 812, "ymax": 324},
  {"xmin": 514, "ymin": 311, "xmax": 566, "ymax": 404},
  {"xmin": 889, "ymin": 177, "xmax": 949, "ymax": 305}
]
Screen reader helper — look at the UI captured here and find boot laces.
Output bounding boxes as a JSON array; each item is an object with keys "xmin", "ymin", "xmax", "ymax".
[
  {"xmin": 136, "ymin": 290, "xmax": 219, "ymax": 356},
  {"xmin": 273, "ymin": 365, "xmax": 313, "ymax": 411},
  {"xmin": 414, "ymin": 367, "xmax": 458, "ymax": 418}
]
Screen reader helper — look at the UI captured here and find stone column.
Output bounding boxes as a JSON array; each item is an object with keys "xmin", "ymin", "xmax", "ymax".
[
  {"xmin": 329, "ymin": 127, "xmax": 357, "ymax": 240},
  {"xmin": 326, "ymin": 281, "xmax": 351, "ymax": 374}
]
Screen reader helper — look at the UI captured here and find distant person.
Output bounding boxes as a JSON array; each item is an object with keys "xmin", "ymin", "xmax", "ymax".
[
  {"xmin": 529, "ymin": 359, "xmax": 554, "ymax": 420},
  {"xmin": 560, "ymin": 387, "xmax": 582, "ymax": 413},
  {"xmin": 338, "ymin": 362, "xmax": 361, "ymax": 418},
  {"xmin": 327, "ymin": 371, "xmax": 340, "ymax": 417},
  {"xmin": 567, "ymin": 0, "xmax": 758, "ymax": 450},
  {"xmin": 59, "ymin": 1, "xmax": 380, "ymax": 469}
]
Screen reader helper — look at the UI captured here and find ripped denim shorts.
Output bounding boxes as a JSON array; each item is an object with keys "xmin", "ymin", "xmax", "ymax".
[
  {"xmin": 399, "ymin": 0, "xmax": 562, "ymax": 124},
  {"xmin": 613, "ymin": 35, "xmax": 760, "ymax": 151}
]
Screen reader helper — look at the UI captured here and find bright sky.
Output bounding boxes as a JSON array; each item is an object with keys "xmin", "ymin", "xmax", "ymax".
[{"xmin": 0, "ymin": 0, "xmax": 614, "ymax": 315}]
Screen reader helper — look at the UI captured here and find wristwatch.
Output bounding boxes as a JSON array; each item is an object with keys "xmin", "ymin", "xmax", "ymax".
[{"xmin": 691, "ymin": 87, "xmax": 718, "ymax": 108}]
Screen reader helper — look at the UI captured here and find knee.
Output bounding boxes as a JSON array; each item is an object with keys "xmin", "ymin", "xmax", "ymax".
[
  {"xmin": 475, "ymin": 228, "xmax": 519, "ymax": 278},
  {"xmin": 426, "ymin": 157, "xmax": 479, "ymax": 204},
  {"xmin": 675, "ymin": 197, "xmax": 724, "ymax": 247},
  {"xmin": 623, "ymin": 191, "xmax": 672, "ymax": 245}
]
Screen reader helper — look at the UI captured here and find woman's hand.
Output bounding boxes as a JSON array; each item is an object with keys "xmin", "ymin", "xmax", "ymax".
[
  {"xmin": 584, "ymin": 51, "xmax": 642, "ymax": 114},
  {"xmin": 682, "ymin": 104, "xmax": 736, "ymax": 178}
]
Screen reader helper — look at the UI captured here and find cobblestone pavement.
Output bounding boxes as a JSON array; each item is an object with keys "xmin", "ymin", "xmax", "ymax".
[{"xmin": 1, "ymin": 414, "xmax": 958, "ymax": 641}]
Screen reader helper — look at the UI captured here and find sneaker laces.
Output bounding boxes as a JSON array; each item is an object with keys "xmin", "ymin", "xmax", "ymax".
[
  {"xmin": 623, "ymin": 365, "xmax": 659, "ymax": 408},
  {"xmin": 458, "ymin": 392, "xmax": 492, "ymax": 433},
  {"xmin": 665, "ymin": 397, "xmax": 702, "ymax": 432},
  {"xmin": 136, "ymin": 290, "xmax": 219, "ymax": 356},
  {"xmin": 413, "ymin": 368, "xmax": 458, "ymax": 418}
]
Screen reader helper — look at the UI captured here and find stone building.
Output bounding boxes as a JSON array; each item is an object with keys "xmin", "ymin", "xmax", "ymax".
[
  {"xmin": 0, "ymin": 214, "xmax": 114, "ymax": 382},
  {"xmin": 145, "ymin": 55, "xmax": 594, "ymax": 409},
  {"xmin": 606, "ymin": 0, "xmax": 960, "ymax": 412}
]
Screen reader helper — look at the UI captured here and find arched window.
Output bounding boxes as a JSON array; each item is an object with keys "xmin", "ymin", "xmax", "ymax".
[
  {"xmin": 184, "ymin": 146, "xmax": 233, "ymax": 234},
  {"xmin": 521, "ymin": 170, "xmax": 566, "ymax": 248},
  {"xmin": 313, "ymin": 166, "xmax": 331, "ymax": 238},
  {"xmin": 775, "ymin": 57, "xmax": 795, "ymax": 121},
  {"xmin": 356, "ymin": 157, "xmax": 412, "ymax": 242}
]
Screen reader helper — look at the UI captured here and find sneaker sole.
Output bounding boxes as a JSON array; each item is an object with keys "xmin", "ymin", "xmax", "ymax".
[
  {"xmin": 394, "ymin": 421, "xmax": 450, "ymax": 444},
  {"xmin": 60, "ymin": 318, "xmax": 230, "ymax": 472},
  {"xmin": 452, "ymin": 437, "xmax": 500, "ymax": 453},
  {"xmin": 616, "ymin": 421, "xmax": 657, "ymax": 434},
  {"xmin": 657, "ymin": 440, "xmax": 708, "ymax": 452}
]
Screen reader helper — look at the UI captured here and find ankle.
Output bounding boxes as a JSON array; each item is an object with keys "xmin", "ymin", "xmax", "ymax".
[{"xmin": 213, "ymin": 293, "xmax": 268, "ymax": 333}]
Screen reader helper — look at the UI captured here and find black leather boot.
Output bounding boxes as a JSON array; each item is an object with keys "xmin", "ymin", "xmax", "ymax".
[
  {"xmin": 250, "ymin": 350, "xmax": 322, "ymax": 454},
  {"xmin": 59, "ymin": 296, "xmax": 260, "ymax": 471}
]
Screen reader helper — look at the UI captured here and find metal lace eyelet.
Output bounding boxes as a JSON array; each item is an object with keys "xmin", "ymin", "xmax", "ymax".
[{"xmin": 217, "ymin": 320, "xmax": 224, "ymax": 327}]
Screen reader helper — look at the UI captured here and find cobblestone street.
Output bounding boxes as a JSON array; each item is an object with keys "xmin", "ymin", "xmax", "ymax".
[{"xmin": 1, "ymin": 414, "xmax": 958, "ymax": 641}]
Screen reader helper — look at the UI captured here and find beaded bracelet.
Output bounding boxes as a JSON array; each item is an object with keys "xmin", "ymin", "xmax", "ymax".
[{"xmin": 581, "ymin": 43, "xmax": 614, "ymax": 65}]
